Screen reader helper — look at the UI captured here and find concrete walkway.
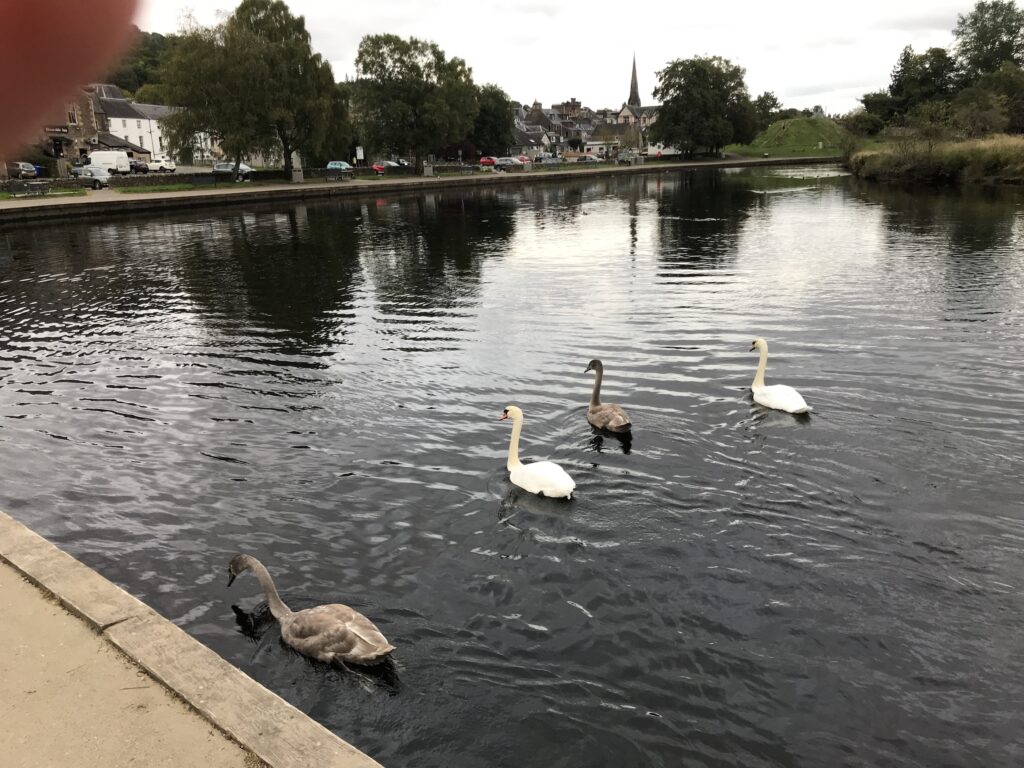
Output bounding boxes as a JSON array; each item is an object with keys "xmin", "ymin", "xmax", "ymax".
[
  {"xmin": 0, "ymin": 510, "xmax": 383, "ymax": 768},
  {"xmin": 0, "ymin": 558, "xmax": 260, "ymax": 768},
  {"xmin": 0, "ymin": 156, "xmax": 842, "ymax": 225}
]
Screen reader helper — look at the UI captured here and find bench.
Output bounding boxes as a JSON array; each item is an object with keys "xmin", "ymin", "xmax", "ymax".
[{"xmin": 325, "ymin": 169, "xmax": 354, "ymax": 182}]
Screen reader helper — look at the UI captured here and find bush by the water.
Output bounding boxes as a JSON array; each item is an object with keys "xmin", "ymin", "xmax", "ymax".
[{"xmin": 849, "ymin": 135, "xmax": 1024, "ymax": 185}]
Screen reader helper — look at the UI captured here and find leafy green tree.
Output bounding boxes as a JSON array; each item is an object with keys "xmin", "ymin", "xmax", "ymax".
[
  {"xmin": 952, "ymin": 85, "xmax": 1010, "ymax": 136},
  {"xmin": 840, "ymin": 108, "xmax": 884, "ymax": 136},
  {"xmin": 889, "ymin": 45, "xmax": 957, "ymax": 116},
  {"xmin": 753, "ymin": 91, "xmax": 782, "ymax": 132},
  {"xmin": 471, "ymin": 84, "xmax": 513, "ymax": 156},
  {"xmin": 224, "ymin": 0, "xmax": 336, "ymax": 174},
  {"xmin": 650, "ymin": 56, "xmax": 754, "ymax": 155},
  {"xmin": 977, "ymin": 61, "xmax": 1024, "ymax": 131},
  {"xmin": 132, "ymin": 83, "xmax": 167, "ymax": 104},
  {"xmin": 954, "ymin": 0, "xmax": 1024, "ymax": 83},
  {"xmin": 106, "ymin": 28, "xmax": 178, "ymax": 94},
  {"xmin": 906, "ymin": 101, "xmax": 952, "ymax": 155},
  {"xmin": 354, "ymin": 34, "xmax": 478, "ymax": 167},
  {"xmin": 861, "ymin": 90, "xmax": 899, "ymax": 123},
  {"xmin": 161, "ymin": 22, "xmax": 277, "ymax": 169}
]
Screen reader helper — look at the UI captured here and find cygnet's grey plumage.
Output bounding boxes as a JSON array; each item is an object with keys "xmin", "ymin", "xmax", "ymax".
[
  {"xmin": 227, "ymin": 554, "xmax": 394, "ymax": 666},
  {"xmin": 584, "ymin": 359, "xmax": 632, "ymax": 432}
]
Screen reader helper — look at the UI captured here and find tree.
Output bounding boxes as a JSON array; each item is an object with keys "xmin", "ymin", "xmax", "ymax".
[
  {"xmin": 106, "ymin": 28, "xmax": 178, "ymax": 94},
  {"xmin": 952, "ymin": 85, "xmax": 1010, "ymax": 136},
  {"xmin": 861, "ymin": 90, "xmax": 899, "ymax": 123},
  {"xmin": 906, "ymin": 101, "xmax": 952, "ymax": 155},
  {"xmin": 354, "ymin": 34, "xmax": 478, "ymax": 168},
  {"xmin": 977, "ymin": 61, "xmax": 1024, "ymax": 131},
  {"xmin": 753, "ymin": 91, "xmax": 782, "ymax": 132},
  {"xmin": 471, "ymin": 84, "xmax": 514, "ymax": 156},
  {"xmin": 889, "ymin": 45, "xmax": 957, "ymax": 116},
  {"xmin": 649, "ymin": 56, "xmax": 754, "ymax": 155},
  {"xmin": 161, "ymin": 22, "xmax": 277, "ymax": 168},
  {"xmin": 953, "ymin": 0, "xmax": 1024, "ymax": 83},
  {"xmin": 224, "ymin": 0, "xmax": 336, "ymax": 174}
]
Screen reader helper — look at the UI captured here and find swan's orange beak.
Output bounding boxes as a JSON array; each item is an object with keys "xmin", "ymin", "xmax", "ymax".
[{"xmin": 498, "ymin": 412, "xmax": 508, "ymax": 420}]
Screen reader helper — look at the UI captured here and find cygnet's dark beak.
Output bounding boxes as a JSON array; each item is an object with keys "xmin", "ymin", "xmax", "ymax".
[
  {"xmin": 584, "ymin": 364, "xmax": 592, "ymax": 372},
  {"xmin": 227, "ymin": 570, "xmax": 236, "ymax": 588}
]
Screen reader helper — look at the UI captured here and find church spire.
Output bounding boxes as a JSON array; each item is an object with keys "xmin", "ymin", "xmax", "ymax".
[{"xmin": 628, "ymin": 54, "xmax": 641, "ymax": 108}]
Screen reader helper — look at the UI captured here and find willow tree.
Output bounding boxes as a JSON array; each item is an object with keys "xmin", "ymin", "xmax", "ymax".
[
  {"xmin": 354, "ymin": 34, "xmax": 478, "ymax": 168},
  {"xmin": 160, "ymin": 21, "xmax": 276, "ymax": 168},
  {"xmin": 161, "ymin": 0, "xmax": 341, "ymax": 172}
]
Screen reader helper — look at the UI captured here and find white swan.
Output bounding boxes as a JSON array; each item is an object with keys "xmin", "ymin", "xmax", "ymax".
[
  {"xmin": 749, "ymin": 338, "xmax": 811, "ymax": 414},
  {"xmin": 227, "ymin": 554, "xmax": 395, "ymax": 666},
  {"xmin": 499, "ymin": 405, "xmax": 576, "ymax": 499},
  {"xmin": 584, "ymin": 359, "xmax": 632, "ymax": 432}
]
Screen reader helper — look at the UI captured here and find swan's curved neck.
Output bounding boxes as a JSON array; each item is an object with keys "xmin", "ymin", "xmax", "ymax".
[
  {"xmin": 507, "ymin": 416, "xmax": 524, "ymax": 470},
  {"xmin": 248, "ymin": 559, "xmax": 292, "ymax": 620},
  {"xmin": 753, "ymin": 346, "xmax": 768, "ymax": 389},
  {"xmin": 590, "ymin": 367, "xmax": 603, "ymax": 407}
]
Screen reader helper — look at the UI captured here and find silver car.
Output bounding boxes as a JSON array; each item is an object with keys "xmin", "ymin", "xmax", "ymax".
[{"xmin": 78, "ymin": 165, "xmax": 111, "ymax": 190}]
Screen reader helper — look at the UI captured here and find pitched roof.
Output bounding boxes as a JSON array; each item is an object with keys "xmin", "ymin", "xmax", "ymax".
[
  {"xmin": 98, "ymin": 98, "xmax": 145, "ymax": 119},
  {"xmin": 134, "ymin": 103, "xmax": 174, "ymax": 120},
  {"xmin": 96, "ymin": 132, "xmax": 152, "ymax": 155}
]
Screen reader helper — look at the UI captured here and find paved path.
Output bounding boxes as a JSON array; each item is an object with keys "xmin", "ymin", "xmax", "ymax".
[
  {"xmin": 0, "ymin": 510, "xmax": 383, "ymax": 768},
  {"xmin": 0, "ymin": 156, "xmax": 842, "ymax": 223},
  {"xmin": 0, "ymin": 558, "xmax": 260, "ymax": 768}
]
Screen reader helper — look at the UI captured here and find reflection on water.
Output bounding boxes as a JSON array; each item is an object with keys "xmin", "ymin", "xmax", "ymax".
[{"xmin": 1, "ymin": 169, "xmax": 1023, "ymax": 767}]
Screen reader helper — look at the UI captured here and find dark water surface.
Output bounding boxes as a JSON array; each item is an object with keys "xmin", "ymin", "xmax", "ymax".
[{"xmin": 2, "ymin": 168, "xmax": 1023, "ymax": 767}]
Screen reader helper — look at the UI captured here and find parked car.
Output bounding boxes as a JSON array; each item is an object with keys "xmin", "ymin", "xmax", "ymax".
[
  {"xmin": 494, "ymin": 156, "xmax": 524, "ymax": 170},
  {"xmin": 536, "ymin": 156, "xmax": 562, "ymax": 165},
  {"xmin": 371, "ymin": 160, "xmax": 400, "ymax": 175},
  {"xmin": 479, "ymin": 156, "xmax": 497, "ymax": 167},
  {"xmin": 396, "ymin": 158, "xmax": 410, "ymax": 167},
  {"xmin": 212, "ymin": 162, "xmax": 253, "ymax": 181},
  {"xmin": 5, "ymin": 161, "xmax": 37, "ymax": 179},
  {"xmin": 576, "ymin": 155, "xmax": 603, "ymax": 163},
  {"xmin": 129, "ymin": 158, "xmax": 150, "ymax": 174},
  {"xmin": 147, "ymin": 154, "xmax": 176, "ymax": 172},
  {"xmin": 78, "ymin": 165, "xmax": 111, "ymax": 190},
  {"xmin": 326, "ymin": 160, "xmax": 353, "ymax": 171}
]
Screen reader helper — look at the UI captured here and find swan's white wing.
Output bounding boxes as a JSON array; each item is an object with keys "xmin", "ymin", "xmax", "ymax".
[
  {"xmin": 282, "ymin": 604, "xmax": 394, "ymax": 664},
  {"xmin": 753, "ymin": 385, "xmax": 810, "ymax": 414},
  {"xmin": 511, "ymin": 460, "xmax": 576, "ymax": 498}
]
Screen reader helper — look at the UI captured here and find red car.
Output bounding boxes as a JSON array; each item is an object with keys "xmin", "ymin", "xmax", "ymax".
[
  {"xmin": 479, "ymin": 156, "xmax": 497, "ymax": 166},
  {"xmin": 372, "ymin": 160, "xmax": 400, "ymax": 175}
]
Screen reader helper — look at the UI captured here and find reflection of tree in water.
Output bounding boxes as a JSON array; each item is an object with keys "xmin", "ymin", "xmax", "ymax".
[
  {"xmin": 848, "ymin": 178, "xmax": 1021, "ymax": 255},
  {"xmin": 357, "ymin": 189, "xmax": 515, "ymax": 312},
  {"xmin": 655, "ymin": 170, "xmax": 759, "ymax": 269},
  {"xmin": 176, "ymin": 204, "xmax": 364, "ymax": 351},
  {"xmin": 847, "ymin": 179, "xmax": 1024, "ymax": 313}
]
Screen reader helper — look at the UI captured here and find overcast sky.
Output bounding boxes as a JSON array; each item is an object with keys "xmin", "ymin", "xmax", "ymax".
[{"xmin": 137, "ymin": 0, "xmax": 974, "ymax": 114}]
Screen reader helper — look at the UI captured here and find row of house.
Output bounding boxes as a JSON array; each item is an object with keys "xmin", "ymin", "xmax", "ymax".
[
  {"xmin": 13, "ymin": 83, "xmax": 218, "ymax": 178},
  {"xmin": 507, "ymin": 57, "xmax": 675, "ymax": 160}
]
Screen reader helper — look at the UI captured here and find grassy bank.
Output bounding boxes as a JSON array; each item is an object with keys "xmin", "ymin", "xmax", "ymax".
[
  {"xmin": 849, "ymin": 135, "xmax": 1024, "ymax": 185},
  {"xmin": 727, "ymin": 117, "xmax": 846, "ymax": 158}
]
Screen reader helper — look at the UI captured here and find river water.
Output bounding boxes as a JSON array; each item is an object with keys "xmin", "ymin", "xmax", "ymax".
[{"xmin": 1, "ymin": 168, "xmax": 1022, "ymax": 767}]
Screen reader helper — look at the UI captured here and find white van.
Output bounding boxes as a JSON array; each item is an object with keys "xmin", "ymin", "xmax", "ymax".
[{"xmin": 87, "ymin": 151, "xmax": 131, "ymax": 175}]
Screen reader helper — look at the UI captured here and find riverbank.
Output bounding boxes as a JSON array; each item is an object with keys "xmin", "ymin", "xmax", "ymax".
[
  {"xmin": 0, "ymin": 155, "xmax": 840, "ymax": 225},
  {"xmin": 848, "ymin": 134, "xmax": 1024, "ymax": 185},
  {"xmin": 0, "ymin": 510, "xmax": 382, "ymax": 768}
]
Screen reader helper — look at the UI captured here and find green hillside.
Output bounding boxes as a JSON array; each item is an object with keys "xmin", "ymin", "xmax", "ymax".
[{"xmin": 728, "ymin": 118, "xmax": 846, "ymax": 157}]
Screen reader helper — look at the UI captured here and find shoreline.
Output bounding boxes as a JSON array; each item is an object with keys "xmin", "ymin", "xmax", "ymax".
[
  {"xmin": 0, "ymin": 509, "xmax": 383, "ymax": 768},
  {"xmin": 0, "ymin": 156, "xmax": 841, "ymax": 225}
]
